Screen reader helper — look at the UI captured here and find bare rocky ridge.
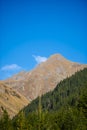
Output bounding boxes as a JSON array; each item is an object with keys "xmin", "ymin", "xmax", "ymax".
[
  {"xmin": 0, "ymin": 81, "xmax": 28, "ymax": 118},
  {"xmin": 4, "ymin": 54, "xmax": 87, "ymax": 101}
]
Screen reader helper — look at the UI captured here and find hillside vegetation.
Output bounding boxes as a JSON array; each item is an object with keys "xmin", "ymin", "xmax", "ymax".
[
  {"xmin": 24, "ymin": 68, "xmax": 87, "ymax": 113},
  {"xmin": 0, "ymin": 68, "xmax": 87, "ymax": 130}
]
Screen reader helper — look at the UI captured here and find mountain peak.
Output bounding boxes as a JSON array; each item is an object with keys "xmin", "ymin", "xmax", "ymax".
[
  {"xmin": 3, "ymin": 54, "xmax": 87, "ymax": 101},
  {"xmin": 47, "ymin": 54, "xmax": 67, "ymax": 63},
  {"xmin": 49, "ymin": 53, "xmax": 63, "ymax": 59}
]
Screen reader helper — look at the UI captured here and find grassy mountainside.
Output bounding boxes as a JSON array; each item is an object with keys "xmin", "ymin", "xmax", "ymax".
[
  {"xmin": 0, "ymin": 82, "xmax": 29, "ymax": 118},
  {"xmin": 0, "ymin": 68, "xmax": 87, "ymax": 130},
  {"xmin": 4, "ymin": 54, "xmax": 87, "ymax": 101},
  {"xmin": 23, "ymin": 68, "xmax": 87, "ymax": 114}
]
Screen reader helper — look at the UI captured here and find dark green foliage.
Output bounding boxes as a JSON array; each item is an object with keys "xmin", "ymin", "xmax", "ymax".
[
  {"xmin": 24, "ymin": 68, "xmax": 87, "ymax": 114},
  {"xmin": 0, "ymin": 109, "xmax": 13, "ymax": 130},
  {"xmin": 0, "ymin": 68, "xmax": 87, "ymax": 130},
  {"xmin": 12, "ymin": 111, "xmax": 27, "ymax": 130},
  {"xmin": 77, "ymin": 88, "xmax": 87, "ymax": 118}
]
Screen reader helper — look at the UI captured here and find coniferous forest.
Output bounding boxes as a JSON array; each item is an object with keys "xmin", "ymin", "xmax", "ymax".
[{"xmin": 0, "ymin": 68, "xmax": 87, "ymax": 130}]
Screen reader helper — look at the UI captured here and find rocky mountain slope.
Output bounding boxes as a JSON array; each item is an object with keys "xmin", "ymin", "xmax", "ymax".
[
  {"xmin": 4, "ymin": 54, "xmax": 87, "ymax": 101},
  {"xmin": 23, "ymin": 68, "xmax": 87, "ymax": 114},
  {"xmin": 0, "ymin": 81, "xmax": 28, "ymax": 118}
]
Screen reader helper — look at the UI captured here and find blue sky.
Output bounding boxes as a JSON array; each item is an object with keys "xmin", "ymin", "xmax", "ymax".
[{"xmin": 0, "ymin": 0, "xmax": 87, "ymax": 79}]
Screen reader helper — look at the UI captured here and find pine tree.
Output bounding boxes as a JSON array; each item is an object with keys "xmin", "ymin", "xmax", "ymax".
[
  {"xmin": 0, "ymin": 109, "xmax": 12, "ymax": 130},
  {"xmin": 13, "ymin": 111, "xmax": 26, "ymax": 130},
  {"xmin": 38, "ymin": 95, "xmax": 42, "ymax": 130}
]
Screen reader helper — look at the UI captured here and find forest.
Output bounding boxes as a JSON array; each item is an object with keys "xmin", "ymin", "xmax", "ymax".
[{"xmin": 0, "ymin": 68, "xmax": 87, "ymax": 130}]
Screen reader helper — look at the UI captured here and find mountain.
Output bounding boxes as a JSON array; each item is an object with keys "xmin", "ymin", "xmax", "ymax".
[
  {"xmin": 0, "ymin": 81, "xmax": 28, "ymax": 118},
  {"xmin": 23, "ymin": 68, "xmax": 87, "ymax": 114},
  {"xmin": 4, "ymin": 54, "xmax": 87, "ymax": 101},
  {"xmin": 11, "ymin": 68, "xmax": 87, "ymax": 130}
]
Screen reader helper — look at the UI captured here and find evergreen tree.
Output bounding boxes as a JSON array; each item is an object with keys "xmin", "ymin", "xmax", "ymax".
[
  {"xmin": 0, "ymin": 109, "xmax": 12, "ymax": 130},
  {"xmin": 13, "ymin": 111, "xmax": 26, "ymax": 130},
  {"xmin": 77, "ymin": 89, "xmax": 87, "ymax": 118}
]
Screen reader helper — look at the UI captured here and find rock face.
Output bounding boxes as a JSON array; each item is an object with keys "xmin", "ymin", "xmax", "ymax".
[
  {"xmin": 0, "ymin": 81, "xmax": 28, "ymax": 118},
  {"xmin": 4, "ymin": 54, "xmax": 87, "ymax": 101}
]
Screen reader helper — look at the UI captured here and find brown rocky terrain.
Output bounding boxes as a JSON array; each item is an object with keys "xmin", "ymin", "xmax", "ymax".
[
  {"xmin": 0, "ymin": 81, "xmax": 28, "ymax": 118},
  {"xmin": 4, "ymin": 54, "xmax": 87, "ymax": 101}
]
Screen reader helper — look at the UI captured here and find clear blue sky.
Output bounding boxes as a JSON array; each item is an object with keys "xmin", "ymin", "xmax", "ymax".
[{"xmin": 0, "ymin": 0, "xmax": 87, "ymax": 79}]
